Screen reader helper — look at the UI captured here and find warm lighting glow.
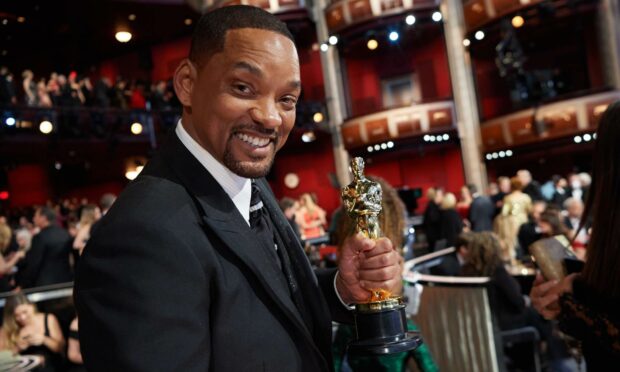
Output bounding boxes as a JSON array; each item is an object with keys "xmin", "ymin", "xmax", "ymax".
[
  {"xmin": 115, "ymin": 31, "xmax": 132, "ymax": 43},
  {"xmin": 405, "ymin": 15, "xmax": 416, "ymax": 25},
  {"xmin": 128, "ymin": 14, "xmax": 136, "ymax": 21},
  {"xmin": 367, "ymin": 146, "xmax": 373, "ymax": 152},
  {"xmin": 463, "ymin": 39, "xmax": 471, "ymax": 47},
  {"xmin": 512, "ymin": 15, "xmax": 525, "ymax": 28},
  {"xmin": 328, "ymin": 35, "xmax": 338, "ymax": 45},
  {"xmin": 125, "ymin": 170, "xmax": 138, "ymax": 181},
  {"xmin": 39, "ymin": 120, "xmax": 53, "ymax": 134},
  {"xmin": 320, "ymin": 43, "xmax": 329, "ymax": 52},
  {"xmin": 17, "ymin": 17, "xmax": 25, "ymax": 23},
  {"xmin": 5, "ymin": 117, "xmax": 15, "ymax": 126},
  {"xmin": 367, "ymin": 39, "xmax": 378, "ymax": 50},
  {"xmin": 432, "ymin": 12, "xmax": 442, "ymax": 22},
  {"xmin": 313, "ymin": 112, "xmax": 324, "ymax": 123},
  {"xmin": 475, "ymin": 31, "xmax": 485, "ymax": 40},
  {"xmin": 184, "ymin": 18, "xmax": 193, "ymax": 26},
  {"xmin": 131, "ymin": 122, "xmax": 143, "ymax": 135},
  {"xmin": 301, "ymin": 131, "xmax": 316, "ymax": 143}
]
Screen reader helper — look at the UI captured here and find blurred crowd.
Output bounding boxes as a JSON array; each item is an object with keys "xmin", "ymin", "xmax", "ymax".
[{"xmin": 0, "ymin": 66, "xmax": 180, "ymax": 111}]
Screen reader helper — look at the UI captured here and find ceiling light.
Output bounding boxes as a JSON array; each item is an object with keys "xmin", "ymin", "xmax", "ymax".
[
  {"xmin": 313, "ymin": 112, "xmax": 324, "ymax": 123},
  {"xmin": 432, "ymin": 12, "xmax": 442, "ymax": 22},
  {"xmin": 443, "ymin": 134, "xmax": 449, "ymax": 140},
  {"xmin": 486, "ymin": 154, "xmax": 492, "ymax": 160},
  {"xmin": 463, "ymin": 38, "xmax": 471, "ymax": 47},
  {"xmin": 573, "ymin": 135, "xmax": 582, "ymax": 144},
  {"xmin": 320, "ymin": 43, "xmax": 329, "ymax": 52},
  {"xmin": 429, "ymin": 136, "xmax": 436, "ymax": 142},
  {"xmin": 436, "ymin": 136, "xmax": 443, "ymax": 142},
  {"xmin": 506, "ymin": 150, "xmax": 513, "ymax": 156},
  {"xmin": 499, "ymin": 151, "xmax": 506, "ymax": 158},
  {"xmin": 381, "ymin": 143, "xmax": 387, "ymax": 150},
  {"xmin": 475, "ymin": 31, "xmax": 485, "ymax": 40},
  {"xmin": 405, "ymin": 15, "xmax": 416, "ymax": 25},
  {"xmin": 17, "ymin": 17, "xmax": 25, "ymax": 23},
  {"xmin": 583, "ymin": 133, "xmax": 592, "ymax": 142},
  {"xmin": 389, "ymin": 31, "xmax": 399, "ymax": 42},
  {"xmin": 54, "ymin": 162, "xmax": 62, "ymax": 170},
  {"xmin": 39, "ymin": 120, "xmax": 53, "ymax": 134},
  {"xmin": 301, "ymin": 131, "xmax": 315, "ymax": 143},
  {"xmin": 374, "ymin": 144, "xmax": 380, "ymax": 151},
  {"xmin": 115, "ymin": 31, "xmax": 132, "ymax": 43},
  {"xmin": 511, "ymin": 15, "xmax": 525, "ymax": 28},
  {"xmin": 367, "ymin": 39, "xmax": 378, "ymax": 50},
  {"xmin": 5, "ymin": 117, "xmax": 15, "ymax": 126},
  {"xmin": 387, "ymin": 141, "xmax": 394, "ymax": 148},
  {"xmin": 184, "ymin": 18, "xmax": 193, "ymax": 26},
  {"xmin": 125, "ymin": 170, "xmax": 138, "ymax": 181},
  {"xmin": 328, "ymin": 35, "xmax": 338, "ymax": 45},
  {"xmin": 128, "ymin": 14, "xmax": 136, "ymax": 21},
  {"xmin": 367, "ymin": 146, "xmax": 374, "ymax": 152},
  {"xmin": 492, "ymin": 152, "xmax": 498, "ymax": 159},
  {"xmin": 131, "ymin": 122, "xmax": 143, "ymax": 135},
  {"xmin": 2, "ymin": 19, "xmax": 8, "ymax": 26},
  {"xmin": 593, "ymin": 133, "xmax": 597, "ymax": 139},
  {"xmin": 423, "ymin": 135, "xmax": 430, "ymax": 141}
]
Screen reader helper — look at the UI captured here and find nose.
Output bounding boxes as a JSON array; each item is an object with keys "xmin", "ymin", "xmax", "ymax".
[{"xmin": 250, "ymin": 99, "xmax": 283, "ymax": 129}]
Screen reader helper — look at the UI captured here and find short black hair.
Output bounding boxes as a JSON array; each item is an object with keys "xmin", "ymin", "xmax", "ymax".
[
  {"xmin": 37, "ymin": 206, "xmax": 56, "ymax": 223},
  {"xmin": 189, "ymin": 5, "xmax": 294, "ymax": 67},
  {"xmin": 279, "ymin": 197, "xmax": 295, "ymax": 212}
]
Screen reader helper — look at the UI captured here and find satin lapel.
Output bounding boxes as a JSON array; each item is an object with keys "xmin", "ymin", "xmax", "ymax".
[{"xmin": 157, "ymin": 134, "xmax": 311, "ymax": 340}]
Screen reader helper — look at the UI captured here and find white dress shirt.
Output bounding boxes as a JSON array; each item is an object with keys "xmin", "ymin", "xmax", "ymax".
[{"xmin": 175, "ymin": 121, "xmax": 252, "ymax": 226}]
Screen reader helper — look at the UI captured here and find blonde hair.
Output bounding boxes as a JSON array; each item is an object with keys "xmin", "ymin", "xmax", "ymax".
[
  {"xmin": 2, "ymin": 293, "xmax": 35, "ymax": 350},
  {"xmin": 440, "ymin": 193, "xmax": 457, "ymax": 210},
  {"xmin": 79, "ymin": 204, "xmax": 99, "ymax": 226},
  {"xmin": 0, "ymin": 223, "xmax": 12, "ymax": 254}
]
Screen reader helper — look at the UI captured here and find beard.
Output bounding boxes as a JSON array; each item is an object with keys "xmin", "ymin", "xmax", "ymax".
[{"xmin": 223, "ymin": 140, "xmax": 277, "ymax": 179}]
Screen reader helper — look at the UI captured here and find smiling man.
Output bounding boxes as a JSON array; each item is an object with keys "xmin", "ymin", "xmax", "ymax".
[{"xmin": 75, "ymin": 6, "xmax": 402, "ymax": 372}]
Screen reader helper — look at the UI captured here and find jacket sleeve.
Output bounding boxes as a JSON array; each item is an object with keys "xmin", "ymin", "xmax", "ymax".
[
  {"xmin": 18, "ymin": 235, "xmax": 45, "ymax": 288},
  {"xmin": 75, "ymin": 218, "xmax": 210, "ymax": 372},
  {"xmin": 315, "ymin": 268, "xmax": 354, "ymax": 324}
]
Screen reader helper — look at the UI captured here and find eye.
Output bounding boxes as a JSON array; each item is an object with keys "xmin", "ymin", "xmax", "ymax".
[
  {"xmin": 280, "ymin": 95, "xmax": 298, "ymax": 110},
  {"xmin": 232, "ymin": 82, "xmax": 253, "ymax": 96}
]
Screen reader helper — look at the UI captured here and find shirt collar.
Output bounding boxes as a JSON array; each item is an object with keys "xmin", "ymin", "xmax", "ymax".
[{"xmin": 175, "ymin": 120, "xmax": 252, "ymax": 225}]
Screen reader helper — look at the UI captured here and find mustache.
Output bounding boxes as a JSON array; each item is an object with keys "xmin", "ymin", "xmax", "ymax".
[{"xmin": 232, "ymin": 124, "xmax": 278, "ymax": 140}]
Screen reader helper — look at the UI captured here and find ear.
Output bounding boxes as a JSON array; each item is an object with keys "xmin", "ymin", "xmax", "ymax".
[{"xmin": 173, "ymin": 59, "xmax": 197, "ymax": 107}]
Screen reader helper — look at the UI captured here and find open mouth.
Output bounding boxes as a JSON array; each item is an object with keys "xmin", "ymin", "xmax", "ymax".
[{"xmin": 234, "ymin": 132, "xmax": 273, "ymax": 148}]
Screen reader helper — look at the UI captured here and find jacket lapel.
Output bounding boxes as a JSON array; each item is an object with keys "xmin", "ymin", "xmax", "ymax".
[{"xmin": 155, "ymin": 133, "xmax": 325, "ymax": 355}]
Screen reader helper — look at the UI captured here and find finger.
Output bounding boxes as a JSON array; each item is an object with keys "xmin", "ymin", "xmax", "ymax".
[
  {"xmin": 362, "ymin": 238, "xmax": 394, "ymax": 258},
  {"xmin": 534, "ymin": 293, "xmax": 559, "ymax": 309},
  {"xmin": 345, "ymin": 234, "xmax": 375, "ymax": 254},
  {"xmin": 531, "ymin": 279, "xmax": 558, "ymax": 297},
  {"xmin": 360, "ymin": 252, "xmax": 397, "ymax": 269},
  {"xmin": 358, "ymin": 266, "xmax": 399, "ymax": 282},
  {"xmin": 532, "ymin": 273, "xmax": 546, "ymax": 286}
]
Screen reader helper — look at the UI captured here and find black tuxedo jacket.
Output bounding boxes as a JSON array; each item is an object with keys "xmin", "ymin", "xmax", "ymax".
[
  {"xmin": 75, "ymin": 133, "xmax": 351, "ymax": 371},
  {"xmin": 469, "ymin": 195, "xmax": 495, "ymax": 232},
  {"xmin": 18, "ymin": 225, "xmax": 72, "ymax": 288}
]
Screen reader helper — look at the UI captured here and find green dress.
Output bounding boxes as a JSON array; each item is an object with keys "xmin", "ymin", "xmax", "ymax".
[{"xmin": 332, "ymin": 319, "xmax": 439, "ymax": 372}]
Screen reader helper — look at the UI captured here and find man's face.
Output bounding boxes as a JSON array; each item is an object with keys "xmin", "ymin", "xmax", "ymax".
[
  {"xmin": 185, "ymin": 28, "xmax": 300, "ymax": 178},
  {"xmin": 33, "ymin": 210, "xmax": 44, "ymax": 228},
  {"xmin": 568, "ymin": 202, "xmax": 583, "ymax": 218}
]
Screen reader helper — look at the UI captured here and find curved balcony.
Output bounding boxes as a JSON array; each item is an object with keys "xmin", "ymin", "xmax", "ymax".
[
  {"xmin": 325, "ymin": 0, "xmax": 440, "ymax": 34},
  {"xmin": 187, "ymin": 0, "xmax": 307, "ymax": 15},
  {"xmin": 479, "ymin": 90, "xmax": 620, "ymax": 153},
  {"xmin": 340, "ymin": 100, "xmax": 455, "ymax": 150}
]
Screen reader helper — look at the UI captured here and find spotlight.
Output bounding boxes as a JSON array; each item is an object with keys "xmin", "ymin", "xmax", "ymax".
[
  {"xmin": 5, "ymin": 117, "xmax": 15, "ymax": 126},
  {"xmin": 486, "ymin": 154, "xmax": 492, "ymax": 160},
  {"xmin": 367, "ymin": 146, "xmax": 374, "ymax": 152},
  {"xmin": 128, "ymin": 14, "xmax": 136, "ymax": 21},
  {"xmin": 2, "ymin": 19, "xmax": 7, "ymax": 26},
  {"xmin": 573, "ymin": 135, "xmax": 582, "ymax": 144},
  {"xmin": 301, "ymin": 131, "xmax": 316, "ymax": 143},
  {"xmin": 131, "ymin": 122, "xmax": 143, "ymax": 135},
  {"xmin": 432, "ymin": 11, "xmax": 442, "ymax": 22},
  {"xmin": 125, "ymin": 170, "xmax": 138, "ymax": 181},
  {"xmin": 184, "ymin": 18, "xmax": 193, "ymax": 26},
  {"xmin": 374, "ymin": 144, "xmax": 380, "ymax": 151},
  {"xmin": 436, "ymin": 136, "xmax": 443, "ymax": 142},
  {"xmin": 381, "ymin": 143, "xmax": 387, "ymax": 150},
  {"xmin": 463, "ymin": 39, "xmax": 471, "ymax": 47},
  {"xmin": 583, "ymin": 133, "xmax": 592, "ymax": 142},
  {"xmin": 423, "ymin": 135, "xmax": 430, "ymax": 142},
  {"xmin": 115, "ymin": 31, "xmax": 132, "ymax": 43},
  {"xmin": 39, "ymin": 120, "xmax": 53, "ymax": 134},
  {"xmin": 328, "ymin": 35, "xmax": 338, "ymax": 45},
  {"xmin": 17, "ymin": 17, "xmax": 25, "ymax": 23},
  {"xmin": 511, "ymin": 15, "xmax": 525, "ymax": 28},
  {"xmin": 475, "ymin": 30, "xmax": 485, "ymax": 40},
  {"xmin": 54, "ymin": 161, "xmax": 62, "ymax": 170},
  {"xmin": 492, "ymin": 152, "xmax": 498, "ymax": 159},
  {"xmin": 313, "ymin": 112, "xmax": 324, "ymax": 123},
  {"xmin": 593, "ymin": 133, "xmax": 597, "ymax": 139},
  {"xmin": 367, "ymin": 38, "xmax": 378, "ymax": 50},
  {"xmin": 405, "ymin": 15, "xmax": 416, "ymax": 25},
  {"xmin": 320, "ymin": 43, "xmax": 329, "ymax": 52},
  {"xmin": 388, "ymin": 31, "xmax": 399, "ymax": 42},
  {"xmin": 499, "ymin": 151, "xmax": 506, "ymax": 158},
  {"xmin": 506, "ymin": 150, "xmax": 513, "ymax": 156},
  {"xmin": 443, "ymin": 134, "xmax": 449, "ymax": 140},
  {"xmin": 387, "ymin": 141, "xmax": 394, "ymax": 148},
  {"xmin": 429, "ymin": 136, "xmax": 436, "ymax": 142}
]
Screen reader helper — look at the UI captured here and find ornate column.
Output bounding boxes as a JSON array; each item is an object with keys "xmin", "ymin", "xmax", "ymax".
[
  {"xmin": 598, "ymin": 0, "xmax": 620, "ymax": 89},
  {"xmin": 312, "ymin": 0, "xmax": 352, "ymax": 187},
  {"xmin": 440, "ymin": 0, "xmax": 488, "ymax": 191}
]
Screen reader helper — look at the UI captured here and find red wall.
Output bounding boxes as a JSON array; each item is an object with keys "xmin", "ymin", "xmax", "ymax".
[
  {"xmin": 8, "ymin": 165, "xmax": 52, "ymax": 208},
  {"xmin": 62, "ymin": 182, "xmax": 126, "ymax": 204},
  {"xmin": 151, "ymin": 37, "xmax": 191, "ymax": 82},
  {"xmin": 298, "ymin": 48, "xmax": 326, "ymax": 101},
  {"xmin": 345, "ymin": 34, "xmax": 452, "ymax": 117}
]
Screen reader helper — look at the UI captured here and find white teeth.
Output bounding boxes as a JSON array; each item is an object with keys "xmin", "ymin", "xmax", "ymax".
[{"xmin": 236, "ymin": 133, "xmax": 270, "ymax": 147}]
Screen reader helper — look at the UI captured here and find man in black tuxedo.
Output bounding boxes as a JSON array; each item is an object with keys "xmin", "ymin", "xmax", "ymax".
[
  {"xmin": 18, "ymin": 207, "xmax": 72, "ymax": 288},
  {"xmin": 75, "ymin": 6, "xmax": 402, "ymax": 372}
]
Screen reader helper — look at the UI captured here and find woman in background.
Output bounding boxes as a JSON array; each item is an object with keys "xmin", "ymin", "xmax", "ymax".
[
  {"xmin": 73, "ymin": 204, "xmax": 101, "ymax": 256},
  {"xmin": 297, "ymin": 193, "xmax": 327, "ymax": 240},
  {"xmin": 439, "ymin": 192, "xmax": 464, "ymax": 249},
  {"xmin": 0, "ymin": 223, "xmax": 25, "ymax": 292}
]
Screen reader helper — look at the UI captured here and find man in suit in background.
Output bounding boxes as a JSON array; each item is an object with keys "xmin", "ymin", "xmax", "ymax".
[
  {"xmin": 468, "ymin": 184, "xmax": 495, "ymax": 232},
  {"xmin": 75, "ymin": 6, "xmax": 402, "ymax": 372},
  {"xmin": 518, "ymin": 169, "xmax": 544, "ymax": 201},
  {"xmin": 18, "ymin": 206, "xmax": 72, "ymax": 288}
]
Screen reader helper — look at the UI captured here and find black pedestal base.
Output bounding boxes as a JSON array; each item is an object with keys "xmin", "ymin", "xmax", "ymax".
[{"xmin": 348, "ymin": 331, "xmax": 423, "ymax": 355}]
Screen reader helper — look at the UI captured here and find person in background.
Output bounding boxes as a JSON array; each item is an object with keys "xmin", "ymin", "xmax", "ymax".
[
  {"xmin": 72, "ymin": 204, "xmax": 101, "ymax": 256},
  {"xmin": 90, "ymin": 193, "xmax": 116, "ymax": 236},
  {"xmin": 563, "ymin": 198, "xmax": 588, "ymax": 259},
  {"xmin": 550, "ymin": 175, "xmax": 568, "ymax": 208},
  {"xmin": 22, "ymin": 70, "xmax": 37, "ymax": 106},
  {"xmin": 279, "ymin": 197, "xmax": 302, "ymax": 241},
  {"xmin": 517, "ymin": 200, "xmax": 546, "ymax": 258},
  {"xmin": 2, "ymin": 293, "xmax": 65, "ymax": 372},
  {"xmin": 468, "ymin": 184, "xmax": 495, "ymax": 232},
  {"xmin": 67, "ymin": 316, "xmax": 85, "ymax": 372},
  {"xmin": 423, "ymin": 187, "xmax": 443, "ymax": 252},
  {"xmin": 492, "ymin": 176, "xmax": 511, "ymax": 216},
  {"xmin": 456, "ymin": 185, "xmax": 473, "ymax": 222},
  {"xmin": 430, "ymin": 232, "xmax": 473, "ymax": 276},
  {"xmin": 517, "ymin": 169, "xmax": 544, "ymax": 202},
  {"xmin": 494, "ymin": 177, "xmax": 531, "ymax": 262},
  {"xmin": 334, "ymin": 176, "xmax": 438, "ymax": 372},
  {"xmin": 0, "ymin": 223, "xmax": 25, "ymax": 292},
  {"xmin": 439, "ymin": 192, "xmax": 464, "ymax": 249},
  {"xmin": 530, "ymin": 101, "xmax": 620, "ymax": 370},
  {"xmin": 297, "ymin": 193, "xmax": 327, "ymax": 240}
]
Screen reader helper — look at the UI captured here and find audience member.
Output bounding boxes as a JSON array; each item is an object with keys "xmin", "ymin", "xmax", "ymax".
[
  {"xmin": 0, "ymin": 223, "xmax": 25, "ymax": 292},
  {"xmin": 456, "ymin": 185, "xmax": 472, "ymax": 221},
  {"xmin": 492, "ymin": 176, "xmax": 511, "ymax": 216},
  {"xmin": 67, "ymin": 316, "xmax": 85, "ymax": 372},
  {"xmin": 517, "ymin": 169, "xmax": 544, "ymax": 201},
  {"xmin": 517, "ymin": 200, "xmax": 546, "ymax": 257},
  {"xmin": 439, "ymin": 192, "xmax": 464, "ymax": 249},
  {"xmin": 279, "ymin": 197, "xmax": 302, "ymax": 241},
  {"xmin": 21, "ymin": 70, "xmax": 37, "ymax": 106},
  {"xmin": 550, "ymin": 175, "xmax": 568, "ymax": 207},
  {"xmin": 297, "ymin": 193, "xmax": 327, "ymax": 240},
  {"xmin": 468, "ymin": 184, "xmax": 495, "ymax": 232},
  {"xmin": 423, "ymin": 187, "xmax": 443, "ymax": 252},
  {"xmin": 430, "ymin": 232, "xmax": 473, "ymax": 276},
  {"xmin": 494, "ymin": 177, "xmax": 532, "ymax": 261},
  {"xmin": 73, "ymin": 204, "xmax": 101, "ymax": 256}
]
